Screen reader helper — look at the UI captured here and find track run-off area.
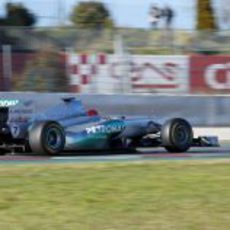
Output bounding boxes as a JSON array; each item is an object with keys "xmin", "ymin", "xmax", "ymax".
[{"xmin": 1, "ymin": 143, "xmax": 230, "ymax": 164}]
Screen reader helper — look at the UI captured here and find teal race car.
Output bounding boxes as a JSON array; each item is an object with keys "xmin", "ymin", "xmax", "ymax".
[{"xmin": 0, "ymin": 98, "xmax": 219, "ymax": 155}]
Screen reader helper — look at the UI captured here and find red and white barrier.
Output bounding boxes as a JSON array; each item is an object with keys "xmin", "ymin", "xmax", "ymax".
[
  {"xmin": 67, "ymin": 53, "xmax": 230, "ymax": 94},
  {"xmin": 67, "ymin": 53, "xmax": 190, "ymax": 94},
  {"xmin": 68, "ymin": 53, "xmax": 103, "ymax": 93}
]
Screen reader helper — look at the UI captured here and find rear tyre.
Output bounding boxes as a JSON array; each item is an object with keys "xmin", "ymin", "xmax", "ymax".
[
  {"xmin": 161, "ymin": 118, "xmax": 193, "ymax": 153},
  {"xmin": 29, "ymin": 121, "xmax": 65, "ymax": 155}
]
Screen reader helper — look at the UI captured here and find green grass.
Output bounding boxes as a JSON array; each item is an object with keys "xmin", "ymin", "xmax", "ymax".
[{"xmin": 0, "ymin": 160, "xmax": 230, "ymax": 230}]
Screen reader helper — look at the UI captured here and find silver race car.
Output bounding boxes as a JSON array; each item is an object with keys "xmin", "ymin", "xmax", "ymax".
[{"xmin": 0, "ymin": 98, "xmax": 219, "ymax": 155}]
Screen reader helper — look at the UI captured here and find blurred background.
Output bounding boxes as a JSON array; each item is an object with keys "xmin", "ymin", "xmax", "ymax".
[{"xmin": 0, "ymin": 0, "xmax": 230, "ymax": 94}]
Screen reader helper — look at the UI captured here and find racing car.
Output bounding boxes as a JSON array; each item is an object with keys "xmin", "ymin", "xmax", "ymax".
[{"xmin": 0, "ymin": 97, "xmax": 219, "ymax": 155}]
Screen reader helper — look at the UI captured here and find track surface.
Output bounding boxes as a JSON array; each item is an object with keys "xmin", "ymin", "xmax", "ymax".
[{"xmin": 0, "ymin": 144, "xmax": 230, "ymax": 164}]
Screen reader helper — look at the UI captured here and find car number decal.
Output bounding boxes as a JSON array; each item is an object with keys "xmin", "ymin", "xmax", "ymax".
[{"xmin": 10, "ymin": 124, "xmax": 20, "ymax": 137}]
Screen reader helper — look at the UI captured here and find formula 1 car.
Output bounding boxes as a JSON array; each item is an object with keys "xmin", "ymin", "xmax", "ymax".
[{"xmin": 0, "ymin": 98, "xmax": 219, "ymax": 155}]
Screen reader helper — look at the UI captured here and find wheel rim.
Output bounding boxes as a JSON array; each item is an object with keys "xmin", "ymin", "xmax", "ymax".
[
  {"xmin": 45, "ymin": 127, "xmax": 63, "ymax": 150},
  {"xmin": 174, "ymin": 124, "xmax": 189, "ymax": 145}
]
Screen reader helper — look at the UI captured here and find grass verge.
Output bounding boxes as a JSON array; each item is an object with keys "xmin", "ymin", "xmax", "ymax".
[{"xmin": 0, "ymin": 160, "xmax": 229, "ymax": 230}]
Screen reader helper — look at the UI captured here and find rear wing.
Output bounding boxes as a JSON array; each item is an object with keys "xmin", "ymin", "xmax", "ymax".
[{"xmin": 0, "ymin": 99, "xmax": 34, "ymax": 123}]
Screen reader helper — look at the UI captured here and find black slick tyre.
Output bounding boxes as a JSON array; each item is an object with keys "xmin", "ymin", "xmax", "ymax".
[
  {"xmin": 29, "ymin": 121, "xmax": 65, "ymax": 155},
  {"xmin": 161, "ymin": 118, "xmax": 193, "ymax": 153}
]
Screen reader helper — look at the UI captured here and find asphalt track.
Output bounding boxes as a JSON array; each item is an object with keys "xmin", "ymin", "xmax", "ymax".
[{"xmin": 0, "ymin": 143, "xmax": 230, "ymax": 164}]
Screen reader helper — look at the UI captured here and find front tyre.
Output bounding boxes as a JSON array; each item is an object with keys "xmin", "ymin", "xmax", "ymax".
[
  {"xmin": 29, "ymin": 121, "xmax": 65, "ymax": 155},
  {"xmin": 161, "ymin": 118, "xmax": 193, "ymax": 153}
]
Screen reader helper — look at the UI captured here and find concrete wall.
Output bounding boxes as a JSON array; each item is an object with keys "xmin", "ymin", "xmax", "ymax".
[{"xmin": 0, "ymin": 92, "xmax": 230, "ymax": 126}]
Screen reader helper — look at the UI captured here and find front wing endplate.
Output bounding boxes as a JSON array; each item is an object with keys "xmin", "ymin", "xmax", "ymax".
[{"xmin": 192, "ymin": 136, "xmax": 220, "ymax": 147}]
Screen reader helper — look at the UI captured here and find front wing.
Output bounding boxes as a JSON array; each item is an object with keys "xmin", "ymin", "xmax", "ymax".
[{"xmin": 192, "ymin": 136, "xmax": 220, "ymax": 147}]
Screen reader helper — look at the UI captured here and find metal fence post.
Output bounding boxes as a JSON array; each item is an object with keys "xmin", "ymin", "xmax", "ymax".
[
  {"xmin": 2, "ymin": 45, "xmax": 12, "ymax": 91},
  {"xmin": 114, "ymin": 34, "xmax": 131, "ymax": 94}
]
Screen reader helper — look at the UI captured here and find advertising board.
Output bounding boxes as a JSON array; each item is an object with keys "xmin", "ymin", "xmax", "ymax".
[{"xmin": 190, "ymin": 55, "xmax": 230, "ymax": 93}]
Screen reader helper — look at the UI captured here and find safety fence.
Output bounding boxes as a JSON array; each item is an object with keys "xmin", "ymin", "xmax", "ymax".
[
  {"xmin": 1, "ymin": 27, "xmax": 230, "ymax": 54},
  {"xmin": 0, "ymin": 27, "xmax": 230, "ymax": 94}
]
